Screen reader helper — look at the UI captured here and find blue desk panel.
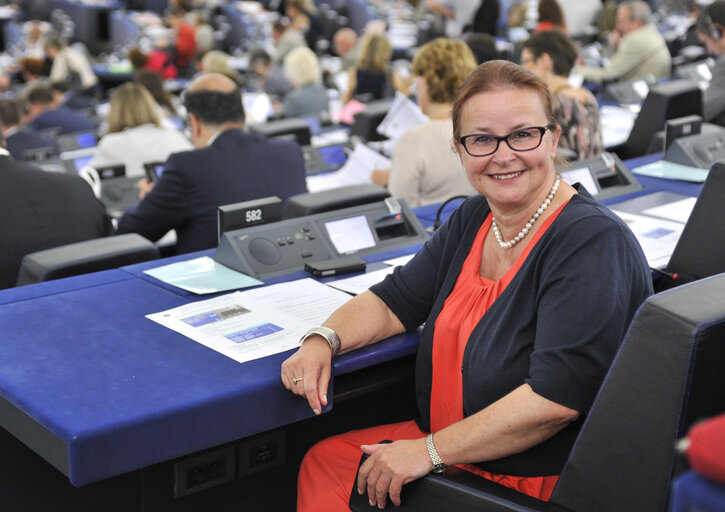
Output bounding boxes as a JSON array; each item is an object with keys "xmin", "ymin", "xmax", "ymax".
[{"xmin": 0, "ymin": 277, "xmax": 328, "ymax": 486}]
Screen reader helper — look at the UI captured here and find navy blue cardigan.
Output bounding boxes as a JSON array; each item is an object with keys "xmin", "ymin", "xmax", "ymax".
[{"xmin": 370, "ymin": 190, "xmax": 653, "ymax": 476}]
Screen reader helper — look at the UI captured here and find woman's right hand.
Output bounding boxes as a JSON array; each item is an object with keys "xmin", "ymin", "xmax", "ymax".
[{"xmin": 281, "ymin": 336, "xmax": 332, "ymax": 415}]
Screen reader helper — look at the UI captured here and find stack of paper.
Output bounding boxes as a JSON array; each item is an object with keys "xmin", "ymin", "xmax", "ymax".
[{"xmin": 306, "ymin": 141, "xmax": 391, "ymax": 192}]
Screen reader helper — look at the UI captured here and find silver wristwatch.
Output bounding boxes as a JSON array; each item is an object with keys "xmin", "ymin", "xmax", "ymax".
[
  {"xmin": 300, "ymin": 326, "xmax": 341, "ymax": 357},
  {"xmin": 425, "ymin": 433, "xmax": 447, "ymax": 474}
]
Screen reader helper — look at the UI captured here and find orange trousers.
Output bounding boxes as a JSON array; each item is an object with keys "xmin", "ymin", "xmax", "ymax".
[{"xmin": 297, "ymin": 420, "xmax": 558, "ymax": 511}]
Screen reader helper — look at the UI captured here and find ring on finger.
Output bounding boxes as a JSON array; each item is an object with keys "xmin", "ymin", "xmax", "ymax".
[{"xmin": 293, "ymin": 377, "xmax": 304, "ymax": 384}]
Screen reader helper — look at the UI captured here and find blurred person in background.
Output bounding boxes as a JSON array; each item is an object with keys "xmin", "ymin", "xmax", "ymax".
[
  {"xmin": 333, "ymin": 28, "xmax": 359, "ymax": 70},
  {"xmin": 522, "ymin": 29, "xmax": 604, "ymax": 159},
  {"xmin": 0, "ymin": 98, "xmax": 56, "ymax": 161},
  {"xmin": 89, "ymin": 82, "xmax": 192, "ymax": 178},
  {"xmin": 134, "ymin": 69, "xmax": 180, "ymax": 126},
  {"xmin": 534, "ymin": 0, "xmax": 567, "ymax": 33},
  {"xmin": 200, "ymin": 51, "xmax": 239, "ymax": 84},
  {"xmin": 44, "ymin": 36, "xmax": 98, "ymax": 95},
  {"xmin": 371, "ymin": 38, "xmax": 477, "ymax": 206},
  {"xmin": 280, "ymin": 46, "xmax": 329, "ymax": 118},
  {"xmin": 342, "ymin": 32, "xmax": 392, "ymax": 103}
]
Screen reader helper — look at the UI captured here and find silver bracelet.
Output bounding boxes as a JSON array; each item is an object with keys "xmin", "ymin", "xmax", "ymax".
[{"xmin": 299, "ymin": 326, "xmax": 341, "ymax": 357}]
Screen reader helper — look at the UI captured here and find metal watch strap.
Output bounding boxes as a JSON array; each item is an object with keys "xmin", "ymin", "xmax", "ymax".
[
  {"xmin": 300, "ymin": 326, "xmax": 341, "ymax": 357},
  {"xmin": 426, "ymin": 433, "xmax": 447, "ymax": 474}
]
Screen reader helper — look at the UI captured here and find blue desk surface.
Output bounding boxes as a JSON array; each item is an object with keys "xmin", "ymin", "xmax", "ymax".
[{"xmin": 0, "ymin": 161, "xmax": 702, "ymax": 487}]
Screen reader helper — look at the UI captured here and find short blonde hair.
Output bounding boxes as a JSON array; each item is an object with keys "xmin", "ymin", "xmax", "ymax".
[
  {"xmin": 107, "ymin": 82, "xmax": 161, "ymax": 134},
  {"xmin": 200, "ymin": 51, "xmax": 238, "ymax": 82},
  {"xmin": 412, "ymin": 38, "xmax": 477, "ymax": 105},
  {"xmin": 356, "ymin": 33, "xmax": 392, "ymax": 72},
  {"xmin": 284, "ymin": 46, "xmax": 322, "ymax": 86}
]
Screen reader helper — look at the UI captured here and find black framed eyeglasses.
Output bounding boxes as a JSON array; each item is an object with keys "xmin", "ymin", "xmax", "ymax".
[{"xmin": 458, "ymin": 126, "xmax": 552, "ymax": 157}]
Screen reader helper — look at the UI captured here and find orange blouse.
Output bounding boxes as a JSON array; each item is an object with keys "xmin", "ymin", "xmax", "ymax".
[{"xmin": 429, "ymin": 202, "xmax": 569, "ymax": 501}]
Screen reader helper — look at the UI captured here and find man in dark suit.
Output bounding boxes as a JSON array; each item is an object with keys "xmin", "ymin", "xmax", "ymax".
[
  {"xmin": 0, "ymin": 98, "xmax": 57, "ymax": 161},
  {"xmin": 117, "ymin": 73, "xmax": 308, "ymax": 254},
  {"xmin": 0, "ymin": 130, "xmax": 113, "ymax": 289},
  {"xmin": 25, "ymin": 82, "xmax": 97, "ymax": 134}
]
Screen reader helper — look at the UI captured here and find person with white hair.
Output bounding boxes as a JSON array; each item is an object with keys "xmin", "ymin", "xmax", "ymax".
[
  {"xmin": 576, "ymin": 0, "xmax": 671, "ymax": 83},
  {"xmin": 280, "ymin": 46, "xmax": 329, "ymax": 118}
]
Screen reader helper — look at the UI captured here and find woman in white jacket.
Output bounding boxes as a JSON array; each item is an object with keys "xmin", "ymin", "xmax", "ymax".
[{"xmin": 89, "ymin": 83, "xmax": 193, "ymax": 178}]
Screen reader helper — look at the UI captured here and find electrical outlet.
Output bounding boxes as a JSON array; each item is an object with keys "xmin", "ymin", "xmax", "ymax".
[
  {"xmin": 238, "ymin": 431, "xmax": 286, "ymax": 477},
  {"xmin": 174, "ymin": 445, "xmax": 236, "ymax": 498}
]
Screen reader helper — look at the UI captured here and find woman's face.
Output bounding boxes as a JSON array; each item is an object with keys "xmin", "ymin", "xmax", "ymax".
[{"xmin": 456, "ymin": 88, "xmax": 560, "ymax": 213}]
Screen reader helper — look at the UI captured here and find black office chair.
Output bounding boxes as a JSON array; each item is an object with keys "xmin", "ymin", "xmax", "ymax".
[
  {"xmin": 283, "ymin": 183, "xmax": 390, "ymax": 218},
  {"xmin": 351, "ymin": 273, "xmax": 725, "ymax": 511},
  {"xmin": 16, "ymin": 234, "xmax": 160, "ymax": 286}
]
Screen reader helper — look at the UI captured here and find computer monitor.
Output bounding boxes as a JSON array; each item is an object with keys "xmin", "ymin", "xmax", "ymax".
[
  {"xmin": 620, "ymin": 80, "xmax": 703, "ymax": 159},
  {"xmin": 59, "ymin": 147, "xmax": 97, "ymax": 174},
  {"xmin": 56, "ymin": 131, "xmax": 98, "ymax": 153}
]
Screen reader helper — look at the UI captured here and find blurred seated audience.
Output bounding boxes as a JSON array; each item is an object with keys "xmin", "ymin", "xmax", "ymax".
[
  {"xmin": 167, "ymin": 7, "xmax": 197, "ymax": 75},
  {"xmin": 558, "ymin": 0, "xmax": 602, "ymax": 37},
  {"xmin": 17, "ymin": 57, "xmax": 45, "ymax": 84},
  {"xmin": 285, "ymin": 0, "xmax": 322, "ymax": 50},
  {"xmin": 116, "ymin": 73, "xmax": 307, "ymax": 254},
  {"xmin": 342, "ymin": 33, "xmax": 393, "ymax": 103},
  {"xmin": 0, "ymin": 129, "xmax": 112, "ymax": 290},
  {"xmin": 89, "ymin": 83, "xmax": 192, "ymax": 178},
  {"xmin": 51, "ymin": 80, "xmax": 96, "ymax": 110},
  {"xmin": 695, "ymin": 0, "xmax": 725, "ymax": 125},
  {"xmin": 200, "ymin": 51, "xmax": 239, "ymax": 83},
  {"xmin": 472, "ymin": 0, "xmax": 501, "ymax": 36},
  {"xmin": 534, "ymin": 0, "xmax": 567, "ymax": 33},
  {"xmin": 134, "ymin": 70, "xmax": 180, "ymax": 126},
  {"xmin": 522, "ymin": 30, "xmax": 604, "ymax": 159},
  {"xmin": 280, "ymin": 47, "xmax": 329, "ymax": 118},
  {"xmin": 127, "ymin": 47, "xmax": 149, "ymax": 72},
  {"xmin": 0, "ymin": 98, "xmax": 57, "ymax": 161},
  {"xmin": 464, "ymin": 32, "xmax": 499, "ymax": 64},
  {"xmin": 250, "ymin": 48, "xmax": 293, "ymax": 99},
  {"xmin": 44, "ymin": 37, "xmax": 99, "ymax": 95},
  {"xmin": 191, "ymin": 11, "xmax": 214, "ymax": 58},
  {"xmin": 575, "ymin": 0, "xmax": 671, "ymax": 83},
  {"xmin": 25, "ymin": 83, "xmax": 97, "ymax": 134},
  {"xmin": 272, "ymin": 18, "xmax": 307, "ymax": 65},
  {"xmin": 372, "ymin": 38, "xmax": 477, "ymax": 206},
  {"xmin": 333, "ymin": 28, "xmax": 359, "ymax": 71}
]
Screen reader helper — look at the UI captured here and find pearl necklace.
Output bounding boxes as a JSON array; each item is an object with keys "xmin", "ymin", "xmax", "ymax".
[{"xmin": 491, "ymin": 175, "xmax": 561, "ymax": 249}]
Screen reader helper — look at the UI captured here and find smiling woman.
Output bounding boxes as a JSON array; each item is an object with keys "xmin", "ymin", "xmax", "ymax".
[{"xmin": 282, "ymin": 60, "xmax": 654, "ymax": 511}]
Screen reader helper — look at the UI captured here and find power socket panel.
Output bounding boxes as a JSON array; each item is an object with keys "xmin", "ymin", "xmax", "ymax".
[
  {"xmin": 238, "ymin": 431, "xmax": 286, "ymax": 478},
  {"xmin": 174, "ymin": 445, "xmax": 236, "ymax": 498}
]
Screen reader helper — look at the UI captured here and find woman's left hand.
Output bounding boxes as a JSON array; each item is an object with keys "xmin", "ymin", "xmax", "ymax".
[{"xmin": 357, "ymin": 438, "xmax": 433, "ymax": 508}]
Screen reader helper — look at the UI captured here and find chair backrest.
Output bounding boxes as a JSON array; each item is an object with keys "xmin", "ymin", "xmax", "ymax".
[
  {"xmin": 16, "ymin": 234, "xmax": 160, "ymax": 286},
  {"xmin": 621, "ymin": 80, "xmax": 702, "ymax": 159},
  {"xmin": 283, "ymin": 183, "xmax": 390, "ymax": 218},
  {"xmin": 552, "ymin": 273, "xmax": 725, "ymax": 511}
]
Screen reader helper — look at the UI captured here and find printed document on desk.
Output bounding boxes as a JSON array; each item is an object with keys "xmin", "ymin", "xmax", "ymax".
[
  {"xmin": 147, "ymin": 278, "xmax": 352, "ymax": 363},
  {"xmin": 306, "ymin": 141, "xmax": 391, "ymax": 192},
  {"xmin": 611, "ymin": 210, "xmax": 685, "ymax": 268},
  {"xmin": 376, "ymin": 91, "xmax": 428, "ymax": 141}
]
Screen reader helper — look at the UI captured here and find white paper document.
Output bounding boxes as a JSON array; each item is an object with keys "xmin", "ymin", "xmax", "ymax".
[
  {"xmin": 642, "ymin": 197, "xmax": 697, "ymax": 224},
  {"xmin": 376, "ymin": 91, "xmax": 428, "ymax": 141},
  {"xmin": 327, "ymin": 266, "xmax": 397, "ymax": 295},
  {"xmin": 327, "ymin": 253, "xmax": 417, "ymax": 295},
  {"xmin": 611, "ymin": 210, "xmax": 685, "ymax": 268},
  {"xmin": 600, "ymin": 105, "xmax": 638, "ymax": 148},
  {"xmin": 146, "ymin": 278, "xmax": 353, "ymax": 364},
  {"xmin": 306, "ymin": 141, "xmax": 392, "ymax": 192}
]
